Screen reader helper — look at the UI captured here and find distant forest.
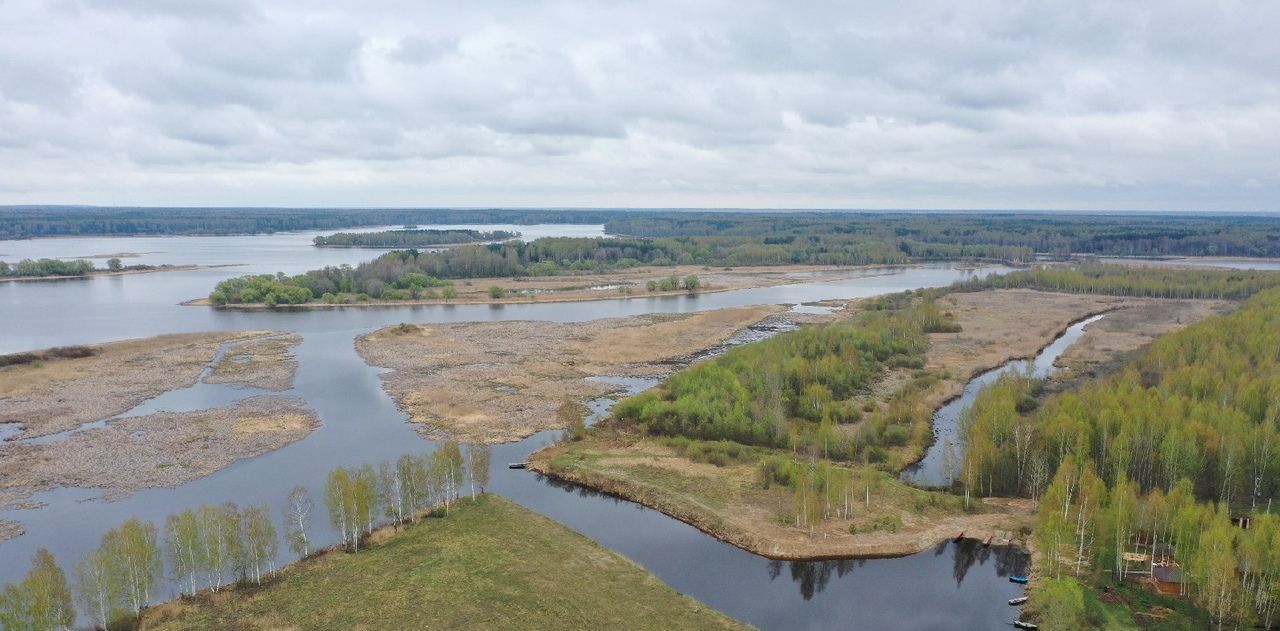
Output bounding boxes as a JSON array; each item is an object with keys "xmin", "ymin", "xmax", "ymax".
[
  {"xmin": 313, "ymin": 229, "xmax": 519, "ymax": 248},
  {"xmin": 605, "ymin": 213, "xmax": 1280, "ymax": 258},
  {"xmin": 6, "ymin": 207, "xmax": 1280, "ymax": 260},
  {"xmin": 0, "ymin": 207, "xmax": 615, "ymax": 240}
]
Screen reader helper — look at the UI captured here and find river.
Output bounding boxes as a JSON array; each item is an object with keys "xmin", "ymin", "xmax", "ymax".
[
  {"xmin": 902, "ymin": 313, "xmax": 1108, "ymax": 488},
  {"xmin": 1, "ymin": 226, "xmax": 1031, "ymax": 629}
]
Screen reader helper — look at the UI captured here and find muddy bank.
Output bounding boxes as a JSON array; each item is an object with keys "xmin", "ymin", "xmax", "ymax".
[
  {"xmin": 0, "ymin": 396, "xmax": 318, "ymax": 525},
  {"xmin": 0, "ymin": 331, "xmax": 299, "ymax": 439},
  {"xmin": 1053, "ymin": 298, "xmax": 1231, "ymax": 380},
  {"xmin": 355, "ymin": 305, "xmax": 786, "ymax": 443}
]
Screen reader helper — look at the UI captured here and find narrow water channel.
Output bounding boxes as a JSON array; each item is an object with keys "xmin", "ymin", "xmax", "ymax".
[{"xmin": 901, "ymin": 313, "xmax": 1107, "ymax": 487}]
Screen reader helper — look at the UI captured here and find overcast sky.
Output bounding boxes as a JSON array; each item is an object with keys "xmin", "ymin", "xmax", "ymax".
[{"xmin": 1, "ymin": 1, "xmax": 1277, "ymax": 210}]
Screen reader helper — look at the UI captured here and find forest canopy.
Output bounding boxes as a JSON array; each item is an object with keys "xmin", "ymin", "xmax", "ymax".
[
  {"xmin": 952, "ymin": 263, "xmax": 1280, "ymax": 300},
  {"xmin": 606, "ymin": 212, "xmax": 1280, "ymax": 259},
  {"xmin": 958, "ymin": 287, "xmax": 1280, "ymax": 628},
  {"xmin": 613, "ymin": 293, "xmax": 957, "ymax": 462}
]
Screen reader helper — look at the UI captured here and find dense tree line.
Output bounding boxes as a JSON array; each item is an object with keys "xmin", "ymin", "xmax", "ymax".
[
  {"xmin": 606, "ymin": 212, "xmax": 1280, "ymax": 258},
  {"xmin": 1, "ymin": 257, "xmax": 153, "ymax": 279},
  {"xmin": 10, "ymin": 208, "xmax": 1280, "ymax": 261},
  {"xmin": 614, "ymin": 294, "xmax": 956, "ymax": 464},
  {"xmin": 957, "ymin": 289, "xmax": 1280, "ymax": 628},
  {"xmin": 312, "ymin": 229, "xmax": 518, "ymax": 248},
  {"xmin": 952, "ymin": 263, "xmax": 1280, "ymax": 300},
  {"xmin": 0, "ymin": 442, "xmax": 491, "ymax": 630},
  {"xmin": 0, "ymin": 207, "xmax": 621, "ymax": 240},
  {"xmin": 209, "ymin": 235, "xmax": 915, "ymax": 305}
]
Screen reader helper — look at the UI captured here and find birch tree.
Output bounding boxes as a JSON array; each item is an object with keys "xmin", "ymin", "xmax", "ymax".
[
  {"xmin": 102, "ymin": 518, "xmax": 161, "ymax": 617},
  {"xmin": 164, "ymin": 509, "xmax": 203, "ymax": 596},
  {"xmin": 466, "ymin": 444, "xmax": 492, "ymax": 499},
  {"xmin": 74, "ymin": 549, "xmax": 117, "ymax": 631},
  {"xmin": 283, "ymin": 485, "xmax": 314, "ymax": 557},
  {"xmin": 0, "ymin": 548, "xmax": 74, "ymax": 631}
]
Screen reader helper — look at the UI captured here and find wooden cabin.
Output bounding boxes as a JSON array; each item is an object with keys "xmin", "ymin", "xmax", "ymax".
[{"xmin": 1149, "ymin": 564, "xmax": 1185, "ymax": 596}]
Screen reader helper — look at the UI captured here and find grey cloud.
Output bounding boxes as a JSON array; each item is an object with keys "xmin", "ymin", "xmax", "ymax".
[{"xmin": 0, "ymin": 0, "xmax": 1276, "ymax": 210}]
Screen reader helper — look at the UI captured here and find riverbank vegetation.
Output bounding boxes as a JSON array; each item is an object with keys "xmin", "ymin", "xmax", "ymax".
[
  {"xmin": 958, "ymin": 287, "xmax": 1280, "ymax": 629},
  {"xmin": 140, "ymin": 495, "xmax": 742, "ymax": 631},
  {"xmin": 530, "ymin": 278, "xmax": 1235, "ymax": 560},
  {"xmin": 312, "ymin": 228, "xmax": 518, "ymax": 248},
  {"xmin": 208, "ymin": 234, "xmax": 911, "ymax": 305},
  {"xmin": 2, "ymin": 445, "xmax": 740, "ymax": 631},
  {"xmin": 0, "ymin": 443, "xmax": 491, "ymax": 630},
  {"xmin": 531, "ymin": 292, "xmax": 1065, "ymax": 557},
  {"xmin": 955, "ymin": 263, "xmax": 1280, "ymax": 300},
  {"xmin": 613, "ymin": 294, "xmax": 956, "ymax": 458},
  {"xmin": 0, "ymin": 257, "xmax": 164, "ymax": 280}
]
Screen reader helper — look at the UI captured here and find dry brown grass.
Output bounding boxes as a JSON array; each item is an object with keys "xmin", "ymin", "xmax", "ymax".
[
  {"xmin": 0, "ymin": 396, "xmax": 317, "ymax": 514},
  {"xmin": 530, "ymin": 289, "xmax": 1227, "ymax": 558},
  {"xmin": 356, "ymin": 305, "xmax": 783, "ymax": 443},
  {"xmin": 532, "ymin": 427, "xmax": 1033, "ymax": 560},
  {"xmin": 0, "ymin": 331, "xmax": 295, "ymax": 439},
  {"xmin": 206, "ymin": 334, "xmax": 301, "ymax": 391}
]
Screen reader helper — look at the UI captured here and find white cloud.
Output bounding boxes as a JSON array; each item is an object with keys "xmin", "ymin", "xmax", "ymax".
[{"xmin": 0, "ymin": 0, "xmax": 1277, "ymax": 210}]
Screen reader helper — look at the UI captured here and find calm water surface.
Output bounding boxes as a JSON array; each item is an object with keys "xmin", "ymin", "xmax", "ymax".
[
  {"xmin": 1, "ymin": 229, "xmax": 1033, "ymax": 629},
  {"xmin": 902, "ymin": 313, "xmax": 1107, "ymax": 487}
]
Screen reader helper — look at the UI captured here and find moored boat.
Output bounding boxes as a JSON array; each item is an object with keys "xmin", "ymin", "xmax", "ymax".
[
  {"xmin": 1009, "ymin": 575, "xmax": 1028, "ymax": 584},
  {"xmin": 1008, "ymin": 596, "xmax": 1028, "ymax": 605}
]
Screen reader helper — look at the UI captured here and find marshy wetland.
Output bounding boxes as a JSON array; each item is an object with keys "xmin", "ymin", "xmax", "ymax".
[{"xmin": 1, "ymin": 224, "xmax": 1257, "ymax": 629}]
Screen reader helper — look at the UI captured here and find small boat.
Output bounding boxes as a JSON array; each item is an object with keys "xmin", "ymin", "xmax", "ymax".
[
  {"xmin": 954, "ymin": 531, "xmax": 965, "ymax": 541},
  {"xmin": 1008, "ymin": 596, "xmax": 1028, "ymax": 606},
  {"xmin": 983, "ymin": 534, "xmax": 993, "ymax": 547},
  {"xmin": 1013, "ymin": 621, "xmax": 1038, "ymax": 630},
  {"xmin": 1009, "ymin": 576, "xmax": 1029, "ymax": 584},
  {"xmin": 507, "ymin": 462, "xmax": 528, "ymax": 469}
]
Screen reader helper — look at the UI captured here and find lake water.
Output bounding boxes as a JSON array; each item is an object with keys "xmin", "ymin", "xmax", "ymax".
[{"xmin": 1, "ymin": 227, "xmax": 1030, "ymax": 629}]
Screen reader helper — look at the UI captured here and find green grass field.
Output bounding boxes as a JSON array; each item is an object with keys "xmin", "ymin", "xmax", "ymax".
[{"xmin": 140, "ymin": 495, "xmax": 745, "ymax": 631}]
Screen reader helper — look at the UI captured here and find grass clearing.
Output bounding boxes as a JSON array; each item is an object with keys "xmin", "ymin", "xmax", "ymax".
[
  {"xmin": 140, "ymin": 495, "xmax": 745, "ymax": 631},
  {"xmin": 534, "ymin": 425, "xmax": 1031, "ymax": 559}
]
